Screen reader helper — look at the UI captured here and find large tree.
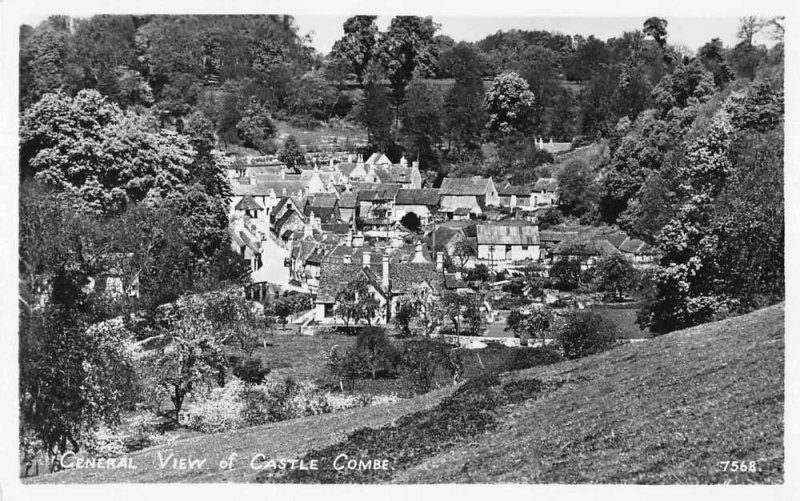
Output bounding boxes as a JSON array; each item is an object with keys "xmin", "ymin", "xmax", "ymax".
[
  {"xmin": 401, "ymin": 80, "xmax": 444, "ymax": 168},
  {"xmin": 484, "ymin": 71, "xmax": 535, "ymax": 138},
  {"xmin": 442, "ymin": 42, "xmax": 487, "ymax": 152},
  {"xmin": 20, "ymin": 89, "xmax": 195, "ymax": 213},
  {"xmin": 328, "ymin": 16, "xmax": 379, "ymax": 86}
]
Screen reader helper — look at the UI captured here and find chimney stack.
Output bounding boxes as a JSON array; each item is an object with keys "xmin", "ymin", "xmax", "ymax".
[
  {"xmin": 280, "ymin": 167, "xmax": 286, "ymax": 179},
  {"xmin": 347, "ymin": 228, "xmax": 353, "ymax": 247},
  {"xmin": 362, "ymin": 251, "xmax": 371, "ymax": 268},
  {"xmin": 436, "ymin": 251, "xmax": 444, "ymax": 271},
  {"xmin": 411, "ymin": 243, "xmax": 427, "ymax": 263},
  {"xmin": 382, "ymin": 252, "xmax": 390, "ymax": 290}
]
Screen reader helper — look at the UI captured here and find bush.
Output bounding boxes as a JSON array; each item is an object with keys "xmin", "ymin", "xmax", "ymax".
[
  {"xmin": 229, "ymin": 356, "xmax": 271, "ymax": 384},
  {"xmin": 538, "ymin": 208, "xmax": 563, "ymax": 229},
  {"xmin": 556, "ymin": 311, "xmax": 619, "ymax": 360},
  {"xmin": 400, "ymin": 338, "xmax": 463, "ymax": 393}
]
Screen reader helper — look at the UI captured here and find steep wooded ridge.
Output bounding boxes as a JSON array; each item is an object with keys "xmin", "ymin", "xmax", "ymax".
[{"xmin": 31, "ymin": 303, "xmax": 783, "ymax": 484}]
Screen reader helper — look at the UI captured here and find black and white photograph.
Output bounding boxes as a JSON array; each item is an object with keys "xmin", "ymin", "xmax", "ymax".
[{"xmin": 0, "ymin": 0, "xmax": 794, "ymax": 497}]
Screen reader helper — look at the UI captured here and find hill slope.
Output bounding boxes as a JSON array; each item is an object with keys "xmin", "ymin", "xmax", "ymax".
[
  {"xmin": 28, "ymin": 303, "xmax": 783, "ymax": 484},
  {"xmin": 397, "ymin": 303, "xmax": 784, "ymax": 483}
]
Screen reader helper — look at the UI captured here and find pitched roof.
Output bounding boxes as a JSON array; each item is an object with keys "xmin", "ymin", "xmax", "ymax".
[
  {"xmin": 395, "ymin": 188, "xmax": 440, "ymax": 206},
  {"xmin": 337, "ymin": 163, "xmax": 358, "ymax": 178},
  {"xmin": 444, "ymin": 273, "xmax": 468, "ymax": 290},
  {"xmin": 440, "ymin": 176, "xmax": 493, "ymax": 196},
  {"xmin": 618, "ymin": 237, "xmax": 655, "ymax": 255},
  {"xmin": 373, "ymin": 164, "xmax": 413, "ymax": 184},
  {"xmin": 365, "ymin": 153, "xmax": 391, "ymax": 165},
  {"xmin": 539, "ymin": 230, "xmax": 579, "ymax": 243},
  {"xmin": 533, "ymin": 177, "xmax": 558, "ymax": 192},
  {"xmin": 234, "ymin": 195, "xmax": 264, "ymax": 211},
  {"xmin": 355, "ymin": 183, "xmax": 401, "ymax": 201},
  {"xmin": 476, "ymin": 223, "xmax": 540, "ymax": 245},
  {"xmin": 603, "ymin": 232, "xmax": 629, "ymax": 249},
  {"xmin": 497, "ymin": 182, "xmax": 534, "ymax": 196},
  {"xmin": 231, "ymin": 179, "xmax": 306, "ymax": 197},
  {"xmin": 551, "ymin": 236, "xmax": 619, "ymax": 256},
  {"xmin": 304, "ymin": 193, "xmax": 339, "ymax": 208},
  {"xmin": 338, "ymin": 193, "xmax": 358, "ymax": 208}
]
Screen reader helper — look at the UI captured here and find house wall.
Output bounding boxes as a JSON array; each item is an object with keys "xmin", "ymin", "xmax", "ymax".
[
  {"xmin": 440, "ymin": 195, "xmax": 483, "ymax": 214},
  {"xmin": 533, "ymin": 192, "xmax": 558, "ymax": 207},
  {"xmin": 477, "ymin": 243, "xmax": 540, "ymax": 267},
  {"xmin": 339, "ymin": 207, "xmax": 355, "ymax": 223}
]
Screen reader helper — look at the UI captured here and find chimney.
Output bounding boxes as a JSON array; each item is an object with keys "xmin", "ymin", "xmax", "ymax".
[
  {"xmin": 347, "ymin": 229, "xmax": 353, "ymax": 247},
  {"xmin": 411, "ymin": 243, "xmax": 427, "ymax": 263},
  {"xmin": 362, "ymin": 251, "xmax": 371, "ymax": 268},
  {"xmin": 412, "ymin": 160, "xmax": 419, "ymax": 169},
  {"xmin": 282, "ymin": 188, "xmax": 287, "ymax": 196},
  {"xmin": 329, "ymin": 158, "xmax": 335, "ymax": 168},
  {"xmin": 348, "ymin": 154, "xmax": 353, "ymax": 163},
  {"xmin": 382, "ymin": 253, "xmax": 390, "ymax": 290},
  {"xmin": 436, "ymin": 251, "xmax": 444, "ymax": 271},
  {"xmin": 280, "ymin": 167, "xmax": 286, "ymax": 179},
  {"xmin": 343, "ymin": 252, "xmax": 352, "ymax": 264},
  {"xmin": 400, "ymin": 155, "xmax": 407, "ymax": 167},
  {"xmin": 304, "ymin": 212, "xmax": 314, "ymax": 238},
  {"xmin": 353, "ymin": 231, "xmax": 364, "ymax": 248}
]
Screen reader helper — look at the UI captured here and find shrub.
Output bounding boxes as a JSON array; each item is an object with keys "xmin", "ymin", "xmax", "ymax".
[
  {"xmin": 326, "ymin": 346, "xmax": 371, "ymax": 391},
  {"xmin": 229, "ymin": 356, "xmax": 271, "ymax": 384},
  {"xmin": 400, "ymin": 338, "xmax": 462, "ymax": 393},
  {"xmin": 556, "ymin": 311, "xmax": 619, "ymax": 359},
  {"xmin": 354, "ymin": 327, "xmax": 400, "ymax": 379}
]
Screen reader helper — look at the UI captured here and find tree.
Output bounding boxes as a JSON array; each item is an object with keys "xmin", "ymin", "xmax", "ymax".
[
  {"xmin": 556, "ymin": 159, "xmax": 597, "ymax": 217},
  {"xmin": 236, "ymin": 100, "xmax": 276, "ymax": 153},
  {"xmin": 278, "ymin": 135, "xmax": 306, "ymax": 170},
  {"xmin": 401, "ymin": 79, "xmax": 444, "ymax": 168},
  {"xmin": 393, "ymin": 284, "xmax": 444, "ymax": 338},
  {"xmin": 334, "ymin": 276, "xmax": 382, "ymax": 327},
  {"xmin": 484, "ymin": 71, "xmax": 535, "ymax": 138},
  {"xmin": 643, "ymin": 17, "xmax": 668, "ymax": 49},
  {"xmin": 329, "ymin": 16, "xmax": 379, "ymax": 86},
  {"xmin": 356, "ymin": 81, "xmax": 394, "ymax": 151},
  {"xmin": 20, "ymin": 89, "xmax": 195, "ymax": 214},
  {"xmin": 593, "ymin": 254, "xmax": 638, "ymax": 301},
  {"xmin": 400, "ymin": 212, "xmax": 421, "ymax": 233},
  {"xmin": 549, "ymin": 259, "xmax": 582, "ymax": 291},
  {"xmin": 449, "ymin": 238, "xmax": 477, "ymax": 270},
  {"xmin": 354, "ymin": 327, "xmax": 399, "ymax": 379},
  {"xmin": 505, "ymin": 307, "xmax": 554, "ymax": 345},
  {"xmin": 441, "ymin": 42, "xmax": 486, "ymax": 151},
  {"xmin": 21, "ymin": 18, "xmax": 70, "ymax": 107},
  {"xmin": 556, "ymin": 311, "xmax": 618, "ymax": 359},
  {"xmin": 376, "ymin": 16, "xmax": 440, "ymax": 106},
  {"xmin": 651, "ymin": 60, "xmax": 715, "ymax": 115},
  {"xmin": 150, "ymin": 307, "xmax": 228, "ymax": 422},
  {"xmin": 441, "ymin": 291, "xmax": 484, "ymax": 338},
  {"xmin": 698, "ymin": 38, "xmax": 735, "ymax": 88}
]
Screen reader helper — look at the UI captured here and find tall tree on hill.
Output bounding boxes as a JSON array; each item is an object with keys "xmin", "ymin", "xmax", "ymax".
[
  {"xmin": 401, "ymin": 80, "xmax": 444, "ymax": 168},
  {"xmin": 329, "ymin": 16, "xmax": 379, "ymax": 86},
  {"xmin": 20, "ymin": 17, "xmax": 71, "ymax": 107},
  {"xmin": 556, "ymin": 159, "xmax": 597, "ymax": 218},
  {"xmin": 376, "ymin": 16, "xmax": 440, "ymax": 139},
  {"xmin": 357, "ymin": 81, "xmax": 394, "ymax": 152},
  {"xmin": 278, "ymin": 135, "xmax": 306, "ymax": 170},
  {"xmin": 441, "ymin": 42, "xmax": 486, "ymax": 152},
  {"xmin": 517, "ymin": 46, "xmax": 561, "ymax": 136},
  {"xmin": 698, "ymin": 38, "xmax": 736, "ymax": 88},
  {"xmin": 643, "ymin": 17, "xmax": 668, "ymax": 49},
  {"xmin": 484, "ymin": 71, "xmax": 535, "ymax": 139}
]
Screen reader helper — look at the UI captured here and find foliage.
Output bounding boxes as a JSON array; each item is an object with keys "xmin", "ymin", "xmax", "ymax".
[
  {"xmin": 557, "ymin": 159, "xmax": 597, "ymax": 217},
  {"xmin": 334, "ymin": 276, "xmax": 382, "ymax": 327},
  {"xmin": 20, "ymin": 89, "xmax": 194, "ymax": 213},
  {"xmin": 593, "ymin": 254, "xmax": 639, "ymax": 301},
  {"xmin": 549, "ymin": 259, "xmax": 583, "ymax": 291},
  {"xmin": 329, "ymin": 16, "xmax": 379, "ymax": 86},
  {"xmin": 19, "ymin": 309, "xmax": 136, "ymax": 468},
  {"xmin": 464, "ymin": 263, "xmax": 490, "ymax": 283},
  {"xmin": 146, "ymin": 303, "xmax": 228, "ymax": 422},
  {"xmin": 400, "ymin": 338, "xmax": 463, "ymax": 393},
  {"xmin": 441, "ymin": 291, "xmax": 485, "ymax": 337},
  {"xmin": 401, "ymin": 80, "xmax": 444, "ymax": 168},
  {"xmin": 236, "ymin": 100, "xmax": 277, "ymax": 153},
  {"xmin": 484, "ymin": 71, "xmax": 535, "ymax": 138},
  {"xmin": 278, "ymin": 135, "xmax": 306, "ymax": 169},
  {"xmin": 376, "ymin": 16, "xmax": 440, "ymax": 104},
  {"xmin": 399, "ymin": 211, "xmax": 421, "ymax": 233},
  {"xmin": 354, "ymin": 327, "xmax": 400, "ymax": 379},
  {"xmin": 393, "ymin": 284, "xmax": 445, "ymax": 338},
  {"xmin": 505, "ymin": 307, "xmax": 554, "ymax": 345},
  {"xmin": 356, "ymin": 82, "xmax": 394, "ymax": 151},
  {"xmin": 537, "ymin": 208, "xmax": 563, "ymax": 229},
  {"xmin": 555, "ymin": 311, "xmax": 619, "ymax": 360}
]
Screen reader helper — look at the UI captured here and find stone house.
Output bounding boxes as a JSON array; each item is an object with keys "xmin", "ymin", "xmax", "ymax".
[
  {"xmin": 476, "ymin": 222, "xmax": 540, "ymax": 271},
  {"xmin": 393, "ymin": 188, "xmax": 441, "ymax": 226},
  {"xmin": 439, "ymin": 176, "xmax": 500, "ymax": 217}
]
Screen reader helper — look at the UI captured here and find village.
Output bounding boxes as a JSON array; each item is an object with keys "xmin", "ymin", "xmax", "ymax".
[{"xmin": 228, "ymin": 146, "xmax": 657, "ymax": 342}]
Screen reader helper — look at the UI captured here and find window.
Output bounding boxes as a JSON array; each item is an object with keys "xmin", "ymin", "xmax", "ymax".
[
  {"xmin": 324, "ymin": 303, "xmax": 334, "ymax": 317},
  {"xmin": 521, "ymin": 246, "xmax": 528, "ymax": 251}
]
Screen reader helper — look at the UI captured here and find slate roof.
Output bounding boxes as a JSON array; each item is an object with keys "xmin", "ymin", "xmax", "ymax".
[
  {"xmin": 338, "ymin": 193, "xmax": 358, "ymax": 208},
  {"xmin": 440, "ymin": 176, "xmax": 493, "ymax": 196},
  {"xmin": 497, "ymin": 182, "xmax": 534, "ymax": 196},
  {"xmin": 321, "ymin": 223, "xmax": 351, "ymax": 234},
  {"xmin": 356, "ymin": 184, "xmax": 402, "ymax": 201},
  {"xmin": 235, "ymin": 195, "xmax": 263, "ymax": 211},
  {"xmin": 317, "ymin": 250, "xmax": 442, "ymax": 302},
  {"xmin": 618, "ymin": 237, "xmax": 655, "ymax": 255},
  {"xmin": 603, "ymin": 232, "xmax": 629, "ymax": 249},
  {"xmin": 550, "ymin": 236, "xmax": 619, "ymax": 256},
  {"xmin": 533, "ymin": 177, "xmax": 558, "ymax": 192},
  {"xmin": 231, "ymin": 179, "xmax": 306, "ymax": 197},
  {"xmin": 337, "ymin": 163, "xmax": 358, "ymax": 178},
  {"xmin": 373, "ymin": 165, "xmax": 413, "ymax": 184},
  {"xmin": 395, "ymin": 189, "xmax": 440, "ymax": 206},
  {"xmin": 539, "ymin": 231, "xmax": 579, "ymax": 243},
  {"xmin": 476, "ymin": 223, "xmax": 540, "ymax": 245}
]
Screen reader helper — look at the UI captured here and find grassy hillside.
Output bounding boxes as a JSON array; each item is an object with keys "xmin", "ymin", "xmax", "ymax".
[
  {"xmin": 398, "ymin": 303, "xmax": 784, "ymax": 483},
  {"xmin": 27, "ymin": 303, "xmax": 783, "ymax": 484}
]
